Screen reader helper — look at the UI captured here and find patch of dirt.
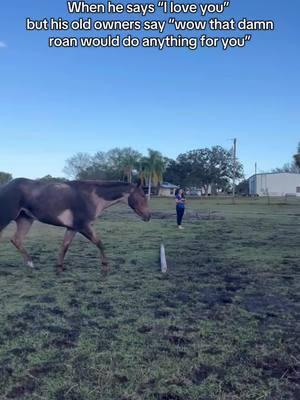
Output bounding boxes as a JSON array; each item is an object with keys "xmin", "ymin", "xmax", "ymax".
[
  {"xmin": 29, "ymin": 361, "xmax": 64, "ymax": 378},
  {"xmin": 50, "ymin": 338, "xmax": 77, "ymax": 349},
  {"xmin": 191, "ymin": 365, "xmax": 225, "ymax": 384},
  {"xmin": 54, "ymin": 387, "xmax": 84, "ymax": 400},
  {"xmin": 113, "ymin": 257, "xmax": 126, "ymax": 264},
  {"xmin": 43, "ymin": 325, "xmax": 72, "ymax": 335},
  {"xmin": 6, "ymin": 377, "xmax": 36, "ymax": 399},
  {"xmin": 256, "ymin": 357, "xmax": 300, "ymax": 382},
  {"xmin": 163, "ymin": 299, "xmax": 177, "ymax": 308},
  {"xmin": 224, "ymin": 274, "xmax": 250, "ymax": 292},
  {"xmin": 138, "ymin": 325, "xmax": 153, "ymax": 334},
  {"xmin": 46, "ymin": 326, "xmax": 80, "ymax": 349},
  {"xmin": 92, "ymin": 289, "xmax": 102, "ymax": 295},
  {"xmin": 47, "ymin": 306, "xmax": 64, "ymax": 316},
  {"xmin": 166, "ymin": 335, "xmax": 191, "ymax": 346},
  {"xmin": 86, "ymin": 299, "xmax": 115, "ymax": 318},
  {"xmin": 0, "ymin": 270, "xmax": 13, "ymax": 277},
  {"xmin": 10, "ymin": 347, "xmax": 35, "ymax": 358},
  {"xmin": 4, "ymin": 303, "xmax": 51, "ymax": 337},
  {"xmin": 41, "ymin": 282, "xmax": 55, "ymax": 289},
  {"xmin": 0, "ymin": 364, "xmax": 13, "ymax": 382},
  {"xmin": 36, "ymin": 295, "xmax": 56, "ymax": 303},
  {"xmin": 154, "ymin": 309, "xmax": 170, "ymax": 318},
  {"xmin": 152, "ymin": 211, "xmax": 224, "ymax": 221},
  {"xmin": 242, "ymin": 294, "xmax": 298, "ymax": 316},
  {"xmin": 154, "ymin": 394, "xmax": 185, "ymax": 400},
  {"xmin": 114, "ymin": 374, "xmax": 129, "ymax": 383},
  {"xmin": 183, "ymin": 287, "xmax": 234, "ymax": 307},
  {"xmin": 168, "ymin": 325, "xmax": 181, "ymax": 333},
  {"xmin": 176, "ymin": 291, "xmax": 192, "ymax": 304},
  {"xmin": 69, "ymin": 297, "xmax": 81, "ymax": 308}
]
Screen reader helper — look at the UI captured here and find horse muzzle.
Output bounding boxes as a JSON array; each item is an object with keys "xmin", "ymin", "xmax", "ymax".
[{"xmin": 142, "ymin": 213, "xmax": 151, "ymax": 222}]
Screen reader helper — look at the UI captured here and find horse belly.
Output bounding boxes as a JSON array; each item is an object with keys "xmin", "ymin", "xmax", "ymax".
[
  {"xmin": 23, "ymin": 184, "xmax": 94, "ymax": 229},
  {"xmin": 57, "ymin": 209, "xmax": 74, "ymax": 227}
]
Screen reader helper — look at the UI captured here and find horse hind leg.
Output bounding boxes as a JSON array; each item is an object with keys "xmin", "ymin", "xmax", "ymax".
[
  {"xmin": 0, "ymin": 215, "xmax": 14, "ymax": 241},
  {"xmin": 11, "ymin": 215, "xmax": 34, "ymax": 268}
]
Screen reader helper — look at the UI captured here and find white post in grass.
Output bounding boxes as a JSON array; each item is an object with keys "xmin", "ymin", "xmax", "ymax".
[{"xmin": 160, "ymin": 243, "xmax": 167, "ymax": 273}]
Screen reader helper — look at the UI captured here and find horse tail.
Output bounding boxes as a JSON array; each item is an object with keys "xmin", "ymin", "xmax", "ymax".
[{"xmin": 0, "ymin": 179, "xmax": 24, "ymax": 232}]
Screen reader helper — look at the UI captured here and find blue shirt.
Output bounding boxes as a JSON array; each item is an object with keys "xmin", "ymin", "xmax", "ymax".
[{"xmin": 176, "ymin": 194, "xmax": 185, "ymax": 208}]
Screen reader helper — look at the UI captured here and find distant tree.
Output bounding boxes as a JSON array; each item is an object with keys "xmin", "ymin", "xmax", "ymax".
[
  {"xmin": 171, "ymin": 146, "xmax": 244, "ymax": 194},
  {"xmin": 164, "ymin": 158, "xmax": 186, "ymax": 185},
  {"xmin": 63, "ymin": 152, "xmax": 93, "ymax": 178},
  {"xmin": 104, "ymin": 148, "xmax": 142, "ymax": 182},
  {"xmin": 272, "ymin": 162, "xmax": 299, "ymax": 173},
  {"xmin": 75, "ymin": 148, "xmax": 142, "ymax": 181},
  {"xmin": 80, "ymin": 150, "xmax": 121, "ymax": 180},
  {"xmin": 272, "ymin": 143, "xmax": 300, "ymax": 173},
  {"xmin": 0, "ymin": 171, "xmax": 13, "ymax": 184},
  {"xmin": 38, "ymin": 175, "xmax": 68, "ymax": 183},
  {"xmin": 140, "ymin": 149, "xmax": 166, "ymax": 198},
  {"xmin": 294, "ymin": 142, "xmax": 300, "ymax": 169},
  {"xmin": 236, "ymin": 179, "xmax": 249, "ymax": 195},
  {"xmin": 119, "ymin": 148, "xmax": 142, "ymax": 183}
]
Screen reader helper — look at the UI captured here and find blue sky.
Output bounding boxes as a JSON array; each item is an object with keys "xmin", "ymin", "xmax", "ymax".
[{"xmin": 0, "ymin": 0, "xmax": 299, "ymax": 179}]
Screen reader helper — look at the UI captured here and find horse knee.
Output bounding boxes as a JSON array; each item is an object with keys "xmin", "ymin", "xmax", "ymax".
[
  {"xmin": 11, "ymin": 237, "xmax": 21, "ymax": 248},
  {"xmin": 96, "ymin": 240, "xmax": 105, "ymax": 252}
]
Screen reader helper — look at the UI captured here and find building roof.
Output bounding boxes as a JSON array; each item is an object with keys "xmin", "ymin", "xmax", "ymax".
[
  {"xmin": 248, "ymin": 172, "xmax": 300, "ymax": 180},
  {"xmin": 160, "ymin": 182, "xmax": 179, "ymax": 189}
]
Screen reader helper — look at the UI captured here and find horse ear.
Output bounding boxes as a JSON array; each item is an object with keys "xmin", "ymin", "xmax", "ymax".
[{"xmin": 136, "ymin": 178, "xmax": 142, "ymax": 188}]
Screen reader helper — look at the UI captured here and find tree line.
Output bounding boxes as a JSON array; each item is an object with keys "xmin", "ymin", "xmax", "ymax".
[
  {"xmin": 1, "ymin": 142, "xmax": 299, "ymax": 194},
  {"xmin": 272, "ymin": 142, "xmax": 300, "ymax": 173},
  {"xmin": 62, "ymin": 146, "xmax": 244, "ymax": 195}
]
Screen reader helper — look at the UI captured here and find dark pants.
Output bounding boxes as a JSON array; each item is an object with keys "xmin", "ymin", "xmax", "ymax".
[{"xmin": 176, "ymin": 206, "xmax": 185, "ymax": 226}]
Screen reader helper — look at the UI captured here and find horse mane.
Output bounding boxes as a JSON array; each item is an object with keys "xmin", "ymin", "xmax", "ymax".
[{"xmin": 69, "ymin": 180, "xmax": 133, "ymax": 201}]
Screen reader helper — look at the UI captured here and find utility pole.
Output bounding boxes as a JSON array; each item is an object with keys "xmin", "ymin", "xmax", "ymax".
[
  {"xmin": 255, "ymin": 162, "xmax": 257, "ymax": 175},
  {"xmin": 232, "ymin": 138, "xmax": 237, "ymax": 204}
]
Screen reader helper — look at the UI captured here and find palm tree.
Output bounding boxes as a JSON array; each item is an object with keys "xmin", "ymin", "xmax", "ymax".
[
  {"xmin": 140, "ymin": 149, "xmax": 166, "ymax": 198},
  {"xmin": 120, "ymin": 148, "xmax": 142, "ymax": 183}
]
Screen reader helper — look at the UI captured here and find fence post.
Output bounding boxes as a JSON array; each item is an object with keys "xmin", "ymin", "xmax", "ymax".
[{"xmin": 160, "ymin": 244, "xmax": 167, "ymax": 273}]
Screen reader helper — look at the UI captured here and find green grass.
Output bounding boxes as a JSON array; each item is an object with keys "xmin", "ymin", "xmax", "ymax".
[{"xmin": 0, "ymin": 198, "xmax": 299, "ymax": 400}]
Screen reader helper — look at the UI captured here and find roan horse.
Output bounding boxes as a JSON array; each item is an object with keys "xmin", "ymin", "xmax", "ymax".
[{"xmin": 0, "ymin": 178, "xmax": 151, "ymax": 271}]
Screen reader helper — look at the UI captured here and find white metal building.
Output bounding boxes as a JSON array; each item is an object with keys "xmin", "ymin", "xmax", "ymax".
[{"xmin": 248, "ymin": 173, "xmax": 300, "ymax": 197}]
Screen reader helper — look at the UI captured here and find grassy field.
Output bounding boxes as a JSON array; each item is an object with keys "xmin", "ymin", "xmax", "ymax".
[{"xmin": 0, "ymin": 197, "xmax": 299, "ymax": 400}]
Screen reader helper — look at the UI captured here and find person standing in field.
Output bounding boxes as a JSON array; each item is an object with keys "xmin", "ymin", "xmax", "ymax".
[{"xmin": 175, "ymin": 188, "xmax": 186, "ymax": 229}]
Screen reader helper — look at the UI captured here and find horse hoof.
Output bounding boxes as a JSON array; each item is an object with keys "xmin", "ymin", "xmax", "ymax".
[
  {"xmin": 101, "ymin": 268, "xmax": 109, "ymax": 277},
  {"xmin": 56, "ymin": 265, "xmax": 65, "ymax": 274},
  {"xmin": 27, "ymin": 261, "xmax": 34, "ymax": 268},
  {"xmin": 101, "ymin": 262, "xmax": 110, "ymax": 274}
]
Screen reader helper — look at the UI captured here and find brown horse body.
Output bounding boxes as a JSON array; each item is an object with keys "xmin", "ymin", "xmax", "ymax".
[{"xmin": 0, "ymin": 178, "xmax": 150, "ymax": 271}]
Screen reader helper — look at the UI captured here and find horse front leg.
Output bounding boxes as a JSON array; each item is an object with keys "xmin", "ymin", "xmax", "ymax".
[
  {"xmin": 57, "ymin": 229, "xmax": 77, "ymax": 273},
  {"xmin": 80, "ymin": 224, "xmax": 108, "ymax": 270}
]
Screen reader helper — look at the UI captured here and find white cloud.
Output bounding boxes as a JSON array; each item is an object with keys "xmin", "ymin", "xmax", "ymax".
[{"xmin": 0, "ymin": 41, "xmax": 7, "ymax": 48}]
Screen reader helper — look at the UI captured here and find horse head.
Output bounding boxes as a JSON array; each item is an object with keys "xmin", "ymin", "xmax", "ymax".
[{"xmin": 128, "ymin": 180, "xmax": 151, "ymax": 221}]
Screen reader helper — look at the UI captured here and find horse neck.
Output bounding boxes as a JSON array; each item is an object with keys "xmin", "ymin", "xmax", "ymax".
[
  {"xmin": 92, "ymin": 183, "xmax": 132, "ymax": 210},
  {"xmin": 102, "ymin": 193, "xmax": 129, "ymax": 209}
]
